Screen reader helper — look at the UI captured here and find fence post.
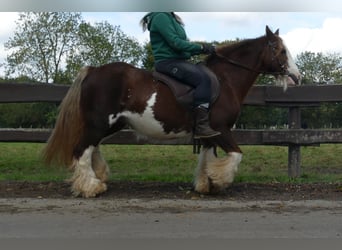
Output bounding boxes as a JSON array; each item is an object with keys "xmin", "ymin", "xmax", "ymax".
[{"xmin": 288, "ymin": 107, "xmax": 301, "ymax": 178}]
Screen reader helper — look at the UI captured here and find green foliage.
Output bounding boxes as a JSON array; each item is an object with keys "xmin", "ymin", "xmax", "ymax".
[
  {"xmin": 5, "ymin": 12, "xmax": 81, "ymax": 83},
  {"xmin": 65, "ymin": 21, "xmax": 144, "ymax": 79},
  {"xmin": 236, "ymin": 106, "xmax": 288, "ymax": 129},
  {"xmin": 239, "ymin": 51, "xmax": 342, "ymax": 128},
  {"xmin": 0, "ymin": 103, "xmax": 57, "ymax": 128},
  {"xmin": 296, "ymin": 51, "xmax": 342, "ymax": 84},
  {"xmin": 293, "ymin": 52, "xmax": 342, "ymax": 128},
  {"xmin": 300, "ymin": 103, "xmax": 342, "ymax": 129},
  {"xmin": 141, "ymin": 42, "xmax": 154, "ymax": 70},
  {"xmin": 4, "ymin": 12, "xmax": 145, "ymax": 84},
  {"xmin": 1, "ymin": 12, "xmax": 147, "ymax": 129}
]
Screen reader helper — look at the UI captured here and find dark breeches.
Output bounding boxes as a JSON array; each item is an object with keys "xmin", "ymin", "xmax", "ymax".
[{"xmin": 155, "ymin": 59, "xmax": 211, "ymax": 106}]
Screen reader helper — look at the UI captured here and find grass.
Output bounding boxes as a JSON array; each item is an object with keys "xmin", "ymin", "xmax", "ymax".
[
  {"xmin": 0, "ymin": 142, "xmax": 342, "ymax": 183},
  {"xmin": 0, "ymin": 143, "xmax": 66, "ymax": 181},
  {"xmin": 237, "ymin": 145, "xmax": 342, "ymax": 183}
]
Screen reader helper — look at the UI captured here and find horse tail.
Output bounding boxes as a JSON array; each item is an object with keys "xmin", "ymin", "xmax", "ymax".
[{"xmin": 43, "ymin": 66, "xmax": 89, "ymax": 168}]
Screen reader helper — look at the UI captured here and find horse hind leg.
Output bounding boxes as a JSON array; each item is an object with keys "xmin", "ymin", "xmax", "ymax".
[
  {"xmin": 70, "ymin": 125, "xmax": 113, "ymax": 198},
  {"xmin": 90, "ymin": 118, "xmax": 127, "ymax": 183},
  {"xmin": 70, "ymin": 117, "xmax": 126, "ymax": 197},
  {"xmin": 92, "ymin": 146, "xmax": 110, "ymax": 182},
  {"xmin": 71, "ymin": 145, "xmax": 107, "ymax": 198}
]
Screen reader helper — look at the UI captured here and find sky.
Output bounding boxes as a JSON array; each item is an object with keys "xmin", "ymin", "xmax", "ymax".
[
  {"xmin": 82, "ymin": 12, "xmax": 342, "ymax": 57},
  {"xmin": 0, "ymin": 11, "xmax": 342, "ymax": 76}
]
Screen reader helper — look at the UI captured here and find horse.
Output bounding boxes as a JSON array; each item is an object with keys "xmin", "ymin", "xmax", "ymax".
[{"xmin": 43, "ymin": 26, "xmax": 301, "ymax": 198}]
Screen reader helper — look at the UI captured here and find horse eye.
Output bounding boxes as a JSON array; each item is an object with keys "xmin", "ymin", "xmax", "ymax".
[{"xmin": 281, "ymin": 49, "xmax": 286, "ymax": 55}]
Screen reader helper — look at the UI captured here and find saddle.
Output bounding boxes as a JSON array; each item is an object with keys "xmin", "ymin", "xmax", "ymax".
[{"xmin": 152, "ymin": 64, "xmax": 220, "ymax": 109}]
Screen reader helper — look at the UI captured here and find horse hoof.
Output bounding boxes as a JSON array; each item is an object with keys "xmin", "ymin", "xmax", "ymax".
[
  {"xmin": 209, "ymin": 183, "xmax": 227, "ymax": 194},
  {"xmin": 194, "ymin": 177, "xmax": 211, "ymax": 194},
  {"xmin": 194, "ymin": 186, "xmax": 210, "ymax": 195},
  {"xmin": 72, "ymin": 180, "xmax": 107, "ymax": 198},
  {"xmin": 194, "ymin": 182, "xmax": 229, "ymax": 195}
]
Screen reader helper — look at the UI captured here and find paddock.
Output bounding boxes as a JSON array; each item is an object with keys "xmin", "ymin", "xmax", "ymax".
[{"xmin": 1, "ymin": 82, "xmax": 342, "ymax": 178}]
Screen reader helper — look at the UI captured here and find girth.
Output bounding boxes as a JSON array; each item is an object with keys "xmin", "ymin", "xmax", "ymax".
[{"xmin": 152, "ymin": 64, "xmax": 220, "ymax": 109}]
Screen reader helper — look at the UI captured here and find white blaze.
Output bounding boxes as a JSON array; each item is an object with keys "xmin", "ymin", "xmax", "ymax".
[
  {"xmin": 276, "ymin": 40, "xmax": 302, "ymax": 90},
  {"xmin": 286, "ymin": 46, "xmax": 300, "ymax": 80}
]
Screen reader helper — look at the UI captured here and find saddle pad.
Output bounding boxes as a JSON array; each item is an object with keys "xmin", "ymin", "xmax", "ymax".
[{"xmin": 152, "ymin": 64, "xmax": 220, "ymax": 108}]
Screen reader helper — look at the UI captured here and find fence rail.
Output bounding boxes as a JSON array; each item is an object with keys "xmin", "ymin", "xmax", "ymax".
[
  {"xmin": 1, "ymin": 82, "xmax": 342, "ymax": 104},
  {"xmin": 1, "ymin": 128, "xmax": 342, "ymax": 145},
  {"xmin": 1, "ymin": 82, "xmax": 342, "ymax": 177}
]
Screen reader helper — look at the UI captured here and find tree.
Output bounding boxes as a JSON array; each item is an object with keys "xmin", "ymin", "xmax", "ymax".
[
  {"xmin": 65, "ymin": 21, "xmax": 145, "ymax": 79},
  {"xmin": 296, "ymin": 51, "xmax": 342, "ymax": 84},
  {"xmin": 5, "ymin": 13, "xmax": 146, "ymax": 85},
  {"xmin": 295, "ymin": 51, "xmax": 342, "ymax": 128},
  {"xmin": 80, "ymin": 21, "xmax": 144, "ymax": 66},
  {"xmin": 141, "ymin": 42, "xmax": 154, "ymax": 70},
  {"xmin": 2, "ymin": 13, "xmax": 147, "ymax": 128},
  {"xmin": 4, "ymin": 12, "xmax": 82, "ymax": 83}
]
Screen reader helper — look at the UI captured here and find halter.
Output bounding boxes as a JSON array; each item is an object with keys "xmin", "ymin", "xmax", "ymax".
[{"xmin": 214, "ymin": 40, "xmax": 290, "ymax": 76}]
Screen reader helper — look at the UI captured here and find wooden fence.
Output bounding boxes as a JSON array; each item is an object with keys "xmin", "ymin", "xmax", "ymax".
[{"xmin": 1, "ymin": 82, "xmax": 342, "ymax": 177}]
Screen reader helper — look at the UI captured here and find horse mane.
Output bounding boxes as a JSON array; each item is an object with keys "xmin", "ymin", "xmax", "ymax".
[{"xmin": 205, "ymin": 35, "xmax": 267, "ymax": 64}]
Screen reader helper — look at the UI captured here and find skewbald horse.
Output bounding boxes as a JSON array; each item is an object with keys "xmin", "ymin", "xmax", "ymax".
[{"xmin": 43, "ymin": 26, "xmax": 300, "ymax": 198}]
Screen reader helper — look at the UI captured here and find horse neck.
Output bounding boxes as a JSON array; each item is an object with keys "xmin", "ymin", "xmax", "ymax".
[{"xmin": 207, "ymin": 37, "xmax": 266, "ymax": 102}]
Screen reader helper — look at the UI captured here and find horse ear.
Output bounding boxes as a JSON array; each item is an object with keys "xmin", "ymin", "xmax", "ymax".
[
  {"xmin": 266, "ymin": 25, "xmax": 273, "ymax": 38},
  {"xmin": 266, "ymin": 25, "xmax": 279, "ymax": 39}
]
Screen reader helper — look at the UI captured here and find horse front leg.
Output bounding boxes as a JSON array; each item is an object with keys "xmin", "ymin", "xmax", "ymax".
[
  {"xmin": 194, "ymin": 130, "xmax": 242, "ymax": 194},
  {"xmin": 194, "ymin": 147, "xmax": 213, "ymax": 194}
]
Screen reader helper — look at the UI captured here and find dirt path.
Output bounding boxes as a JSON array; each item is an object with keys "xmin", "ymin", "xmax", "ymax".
[
  {"xmin": 1, "ymin": 181, "xmax": 342, "ymax": 239},
  {"xmin": 1, "ymin": 196, "xmax": 342, "ymax": 238},
  {"xmin": 1, "ymin": 181, "xmax": 342, "ymax": 201}
]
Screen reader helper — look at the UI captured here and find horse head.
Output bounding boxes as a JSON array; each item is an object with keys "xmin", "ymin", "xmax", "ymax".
[
  {"xmin": 264, "ymin": 25, "xmax": 301, "ymax": 90},
  {"xmin": 212, "ymin": 26, "xmax": 301, "ymax": 91}
]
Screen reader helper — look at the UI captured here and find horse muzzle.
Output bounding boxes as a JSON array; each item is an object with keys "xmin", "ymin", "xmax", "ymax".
[{"xmin": 287, "ymin": 72, "xmax": 301, "ymax": 86}]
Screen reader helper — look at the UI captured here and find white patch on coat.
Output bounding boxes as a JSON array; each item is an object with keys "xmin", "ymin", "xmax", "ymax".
[
  {"xmin": 194, "ymin": 149, "xmax": 243, "ymax": 194},
  {"xmin": 205, "ymin": 151, "xmax": 242, "ymax": 190},
  {"xmin": 71, "ymin": 145, "xmax": 107, "ymax": 198},
  {"xmin": 108, "ymin": 92, "xmax": 188, "ymax": 139}
]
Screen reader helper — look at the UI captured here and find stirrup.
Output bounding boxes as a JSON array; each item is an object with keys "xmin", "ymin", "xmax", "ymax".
[
  {"xmin": 193, "ymin": 138, "xmax": 201, "ymax": 154},
  {"xmin": 193, "ymin": 130, "xmax": 221, "ymax": 139}
]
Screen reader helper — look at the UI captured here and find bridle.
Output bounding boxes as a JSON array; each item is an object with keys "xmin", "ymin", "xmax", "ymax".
[{"xmin": 214, "ymin": 40, "xmax": 290, "ymax": 77}]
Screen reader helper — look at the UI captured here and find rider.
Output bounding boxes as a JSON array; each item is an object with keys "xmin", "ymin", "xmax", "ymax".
[{"xmin": 140, "ymin": 12, "xmax": 221, "ymax": 139}]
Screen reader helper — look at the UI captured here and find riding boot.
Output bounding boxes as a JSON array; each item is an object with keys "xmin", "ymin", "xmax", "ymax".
[{"xmin": 193, "ymin": 106, "xmax": 221, "ymax": 139}]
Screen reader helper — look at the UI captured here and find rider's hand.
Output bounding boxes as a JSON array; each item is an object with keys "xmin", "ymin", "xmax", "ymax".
[{"xmin": 201, "ymin": 43, "xmax": 216, "ymax": 54}]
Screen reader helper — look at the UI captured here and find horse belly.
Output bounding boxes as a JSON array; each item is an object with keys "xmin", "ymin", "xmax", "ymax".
[
  {"xmin": 108, "ymin": 93, "xmax": 189, "ymax": 140},
  {"xmin": 127, "ymin": 113, "xmax": 188, "ymax": 139}
]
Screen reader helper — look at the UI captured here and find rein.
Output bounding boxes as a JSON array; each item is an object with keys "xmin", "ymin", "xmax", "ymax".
[{"xmin": 215, "ymin": 54, "xmax": 266, "ymax": 74}]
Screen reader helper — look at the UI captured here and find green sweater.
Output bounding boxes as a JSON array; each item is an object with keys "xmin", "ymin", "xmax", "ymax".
[{"xmin": 146, "ymin": 12, "xmax": 203, "ymax": 63}]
